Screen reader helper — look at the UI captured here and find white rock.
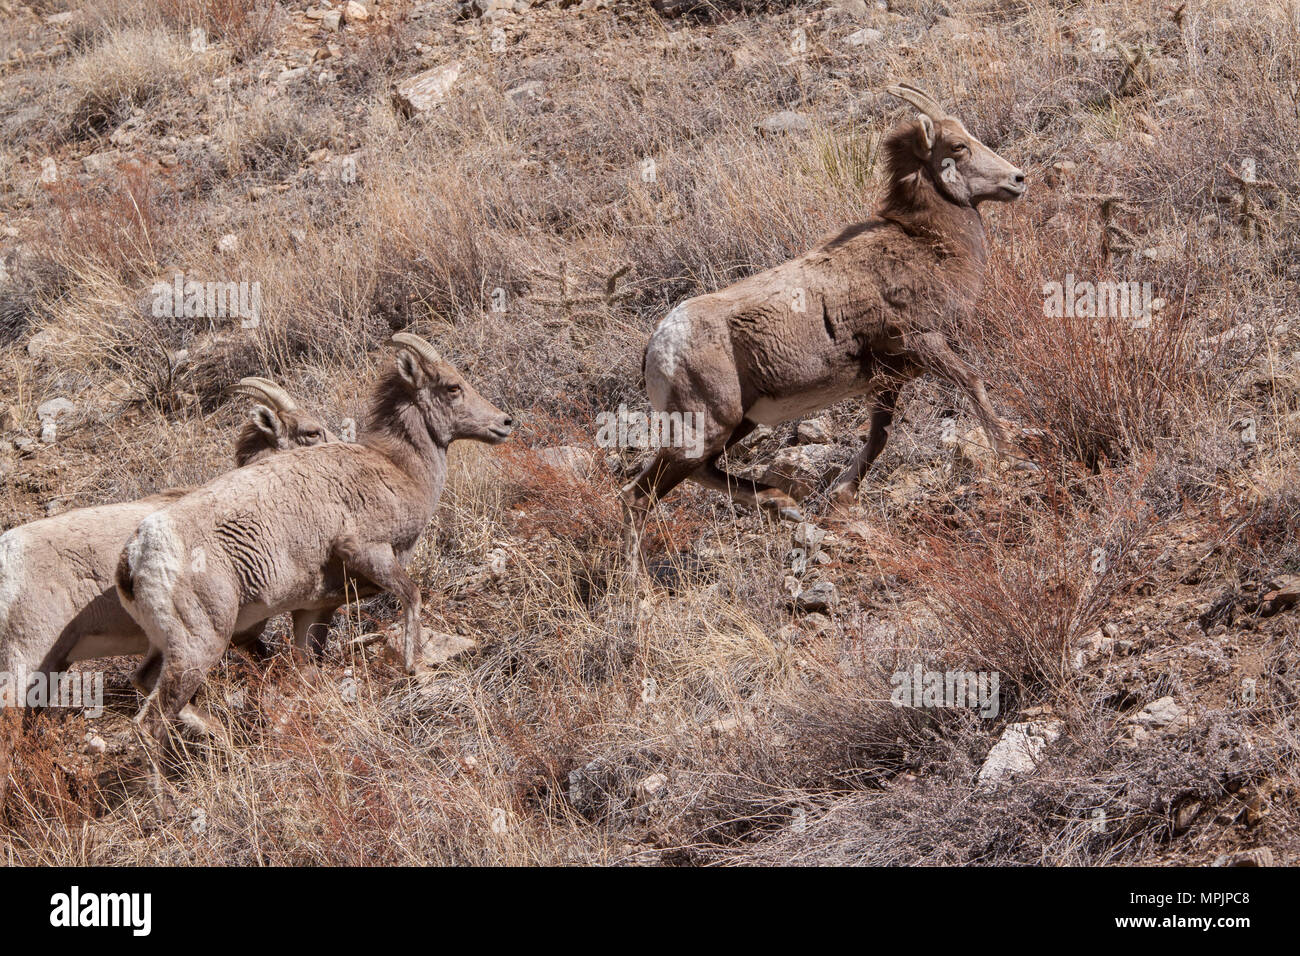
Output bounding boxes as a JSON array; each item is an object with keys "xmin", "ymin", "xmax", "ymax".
[
  {"xmin": 217, "ymin": 233, "xmax": 240, "ymax": 254},
  {"xmin": 36, "ymin": 397, "xmax": 75, "ymax": 421},
  {"xmin": 978, "ymin": 720, "xmax": 1062, "ymax": 786},
  {"xmin": 342, "ymin": 1, "xmax": 369, "ymax": 21},
  {"xmin": 845, "ymin": 27, "xmax": 883, "ymax": 46},
  {"xmin": 1132, "ymin": 696, "xmax": 1186, "ymax": 728},
  {"xmin": 392, "ymin": 63, "xmax": 462, "ymax": 116}
]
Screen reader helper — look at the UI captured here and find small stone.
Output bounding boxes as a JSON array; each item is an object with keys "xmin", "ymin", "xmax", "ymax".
[
  {"xmin": 1132, "ymin": 696, "xmax": 1186, "ymax": 728},
  {"xmin": 792, "ymin": 521, "xmax": 825, "ymax": 551},
  {"xmin": 761, "ymin": 444, "xmax": 838, "ymax": 499},
  {"xmin": 506, "ymin": 80, "xmax": 544, "ymax": 105},
  {"xmin": 217, "ymin": 233, "xmax": 240, "ymax": 254},
  {"xmin": 393, "ymin": 63, "xmax": 462, "ymax": 116},
  {"xmin": 1213, "ymin": 848, "xmax": 1274, "ymax": 867},
  {"xmin": 845, "ymin": 27, "xmax": 883, "ymax": 46},
  {"xmin": 793, "ymin": 580, "xmax": 838, "ymax": 613},
  {"xmin": 81, "ymin": 150, "xmax": 122, "ymax": 175},
  {"xmin": 342, "ymin": 1, "xmax": 369, "ymax": 22},
  {"xmin": 322, "ymin": 10, "xmax": 342, "ymax": 30},
  {"xmin": 36, "ymin": 397, "xmax": 75, "ymax": 422},
  {"xmin": 796, "ymin": 417, "xmax": 833, "ymax": 444},
  {"xmin": 756, "ymin": 111, "xmax": 810, "ymax": 136},
  {"xmin": 85, "ymin": 734, "xmax": 107, "ymax": 755},
  {"xmin": 636, "ymin": 772, "xmax": 667, "ymax": 799},
  {"xmin": 978, "ymin": 720, "xmax": 1062, "ymax": 785}
]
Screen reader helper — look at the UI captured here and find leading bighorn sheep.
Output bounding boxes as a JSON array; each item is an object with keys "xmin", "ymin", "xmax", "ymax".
[
  {"xmin": 116, "ymin": 333, "xmax": 513, "ymax": 764},
  {"xmin": 623, "ymin": 83, "xmax": 1027, "ymax": 549},
  {"xmin": 0, "ymin": 378, "xmax": 335, "ymax": 799}
]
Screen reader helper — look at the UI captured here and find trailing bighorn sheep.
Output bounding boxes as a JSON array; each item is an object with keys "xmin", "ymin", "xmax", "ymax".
[
  {"xmin": 0, "ymin": 379, "xmax": 334, "ymax": 799},
  {"xmin": 116, "ymin": 333, "xmax": 513, "ymax": 764},
  {"xmin": 623, "ymin": 83, "xmax": 1027, "ymax": 548}
]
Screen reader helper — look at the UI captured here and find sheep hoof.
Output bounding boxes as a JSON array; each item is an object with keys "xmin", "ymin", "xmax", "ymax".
[{"xmin": 777, "ymin": 505, "xmax": 805, "ymax": 523}]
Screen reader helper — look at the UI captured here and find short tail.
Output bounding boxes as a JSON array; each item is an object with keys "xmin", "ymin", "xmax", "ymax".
[{"xmin": 115, "ymin": 549, "xmax": 135, "ymax": 603}]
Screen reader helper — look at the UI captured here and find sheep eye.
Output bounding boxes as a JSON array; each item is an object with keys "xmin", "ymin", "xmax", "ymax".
[
  {"xmin": 446, "ymin": 384, "xmax": 462, "ymax": 396},
  {"xmin": 952, "ymin": 142, "xmax": 969, "ymax": 154}
]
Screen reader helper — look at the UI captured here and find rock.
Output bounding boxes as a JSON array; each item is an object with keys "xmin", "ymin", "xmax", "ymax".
[
  {"xmin": 535, "ymin": 445, "xmax": 595, "ymax": 480},
  {"xmin": 342, "ymin": 1, "xmax": 369, "ymax": 21},
  {"xmin": 796, "ymin": 416, "xmax": 833, "ymax": 444},
  {"xmin": 756, "ymin": 111, "xmax": 810, "ymax": 136},
  {"xmin": 506, "ymin": 80, "xmax": 544, "ymax": 105},
  {"xmin": 382, "ymin": 628, "xmax": 476, "ymax": 669},
  {"xmin": 26, "ymin": 328, "xmax": 67, "ymax": 361},
  {"xmin": 835, "ymin": 0, "xmax": 870, "ymax": 18},
  {"xmin": 567, "ymin": 757, "xmax": 613, "ymax": 815},
  {"xmin": 217, "ymin": 233, "xmax": 240, "ymax": 254},
  {"xmin": 793, "ymin": 580, "xmax": 838, "ymax": 613},
  {"xmin": 392, "ymin": 63, "xmax": 462, "ymax": 117},
  {"xmin": 1213, "ymin": 848, "xmax": 1273, "ymax": 867},
  {"xmin": 456, "ymin": 0, "xmax": 520, "ymax": 18},
  {"xmin": 81, "ymin": 150, "xmax": 122, "ymax": 175},
  {"xmin": 792, "ymin": 521, "xmax": 825, "ymax": 552},
  {"xmin": 636, "ymin": 772, "xmax": 667, "ymax": 799},
  {"xmin": 276, "ymin": 66, "xmax": 309, "ymax": 84},
  {"xmin": 845, "ymin": 27, "xmax": 883, "ymax": 46},
  {"xmin": 0, "ymin": 405, "xmax": 17, "ymax": 433},
  {"xmin": 761, "ymin": 444, "xmax": 838, "ymax": 499},
  {"xmin": 1072, "ymin": 629, "xmax": 1115, "ymax": 669},
  {"xmin": 36, "ymin": 397, "xmax": 74, "ymax": 422},
  {"xmin": 1259, "ymin": 575, "xmax": 1300, "ymax": 616},
  {"xmin": 1132, "ymin": 696, "xmax": 1186, "ymax": 728},
  {"xmin": 85, "ymin": 734, "xmax": 107, "ymax": 755},
  {"xmin": 978, "ymin": 720, "xmax": 1062, "ymax": 785},
  {"xmin": 322, "ymin": 10, "xmax": 342, "ymax": 30},
  {"xmin": 952, "ymin": 425, "xmax": 997, "ymax": 474}
]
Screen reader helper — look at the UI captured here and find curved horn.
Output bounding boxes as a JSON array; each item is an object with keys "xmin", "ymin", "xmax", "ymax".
[
  {"xmin": 223, "ymin": 376, "xmax": 298, "ymax": 412},
  {"xmin": 885, "ymin": 82, "xmax": 947, "ymax": 122},
  {"xmin": 391, "ymin": 332, "xmax": 442, "ymax": 367}
]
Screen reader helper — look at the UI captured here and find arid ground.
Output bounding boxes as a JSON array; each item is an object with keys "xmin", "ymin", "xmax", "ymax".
[{"xmin": 0, "ymin": 0, "xmax": 1297, "ymax": 865}]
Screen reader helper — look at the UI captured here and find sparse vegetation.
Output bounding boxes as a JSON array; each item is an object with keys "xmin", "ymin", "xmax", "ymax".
[{"xmin": 0, "ymin": 0, "xmax": 1297, "ymax": 867}]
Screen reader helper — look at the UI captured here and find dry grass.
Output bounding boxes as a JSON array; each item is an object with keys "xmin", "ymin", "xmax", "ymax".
[{"xmin": 1, "ymin": 0, "xmax": 1298, "ymax": 865}]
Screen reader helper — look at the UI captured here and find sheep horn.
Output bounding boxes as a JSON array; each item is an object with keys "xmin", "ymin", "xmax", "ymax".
[
  {"xmin": 885, "ymin": 82, "xmax": 948, "ymax": 122},
  {"xmin": 391, "ymin": 332, "xmax": 442, "ymax": 366},
  {"xmin": 224, "ymin": 376, "xmax": 298, "ymax": 412}
]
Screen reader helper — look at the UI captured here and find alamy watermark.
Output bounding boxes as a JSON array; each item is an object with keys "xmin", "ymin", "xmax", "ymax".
[
  {"xmin": 1043, "ymin": 273, "xmax": 1164, "ymax": 329},
  {"xmin": 890, "ymin": 665, "xmax": 1000, "ymax": 718},
  {"xmin": 151, "ymin": 273, "xmax": 262, "ymax": 329},
  {"xmin": 595, "ymin": 404, "xmax": 705, "ymax": 459},
  {"xmin": 1, "ymin": 669, "xmax": 104, "ymax": 718}
]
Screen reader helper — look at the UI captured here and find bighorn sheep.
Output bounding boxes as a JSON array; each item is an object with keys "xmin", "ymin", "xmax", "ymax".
[
  {"xmin": 0, "ymin": 379, "xmax": 334, "ymax": 798},
  {"xmin": 623, "ymin": 83, "xmax": 1027, "ymax": 546},
  {"xmin": 116, "ymin": 333, "xmax": 513, "ymax": 763}
]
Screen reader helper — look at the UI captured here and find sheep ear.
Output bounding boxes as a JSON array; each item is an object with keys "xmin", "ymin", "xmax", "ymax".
[
  {"xmin": 396, "ymin": 348, "xmax": 425, "ymax": 388},
  {"xmin": 249, "ymin": 405, "xmax": 284, "ymax": 442},
  {"xmin": 917, "ymin": 114, "xmax": 935, "ymax": 152}
]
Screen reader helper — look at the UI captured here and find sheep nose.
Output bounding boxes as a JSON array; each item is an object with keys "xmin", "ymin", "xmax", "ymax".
[
  {"xmin": 502, "ymin": 416, "xmax": 515, "ymax": 427},
  {"xmin": 1013, "ymin": 171, "xmax": 1026, "ymax": 185}
]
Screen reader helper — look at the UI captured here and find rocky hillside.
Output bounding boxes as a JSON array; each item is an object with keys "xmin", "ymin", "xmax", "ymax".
[{"xmin": 0, "ymin": 0, "xmax": 1297, "ymax": 865}]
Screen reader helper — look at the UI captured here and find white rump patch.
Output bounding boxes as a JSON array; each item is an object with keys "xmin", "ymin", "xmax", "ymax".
[
  {"xmin": 0, "ymin": 528, "xmax": 26, "ymax": 636},
  {"xmin": 645, "ymin": 302, "xmax": 693, "ymax": 409},
  {"xmin": 124, "ymin": 512, "xmax": 185, "ymax": 606}
]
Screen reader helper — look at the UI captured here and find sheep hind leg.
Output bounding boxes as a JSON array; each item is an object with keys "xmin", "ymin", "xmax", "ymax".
[
  {"xmin": 331, "ymin": 537, "xmax": 421, "ymax": 673},
  {"xmin": 132, "ymin": 649, "xmax": 222, "ymax": 738},
  {"xmin": 620, "ymin": 450, "xmax": 703, "ymax": 577},
  {"xmin": 826, "ymin": 389, "xmax": 899, "ymax": 510},
  {"xmin": 913, "ymin": 333, "xmax": 1023, "ymax": 465},
  {"xmin": 134, "ymin": 626, "xmax": 230, "ymax": 809}
]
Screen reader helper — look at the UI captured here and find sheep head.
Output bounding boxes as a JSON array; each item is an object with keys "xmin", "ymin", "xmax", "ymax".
[
  {"xmin": 391, "ymin": 333, "xmax": 514, "ymax": 446},
  {"xmin": 225, "ymin": 376, "xmax": 336, "ymax": 465},
  {"xmin": 885, "ymin": 82, "xmax": 1026, "ymax": 207}
]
